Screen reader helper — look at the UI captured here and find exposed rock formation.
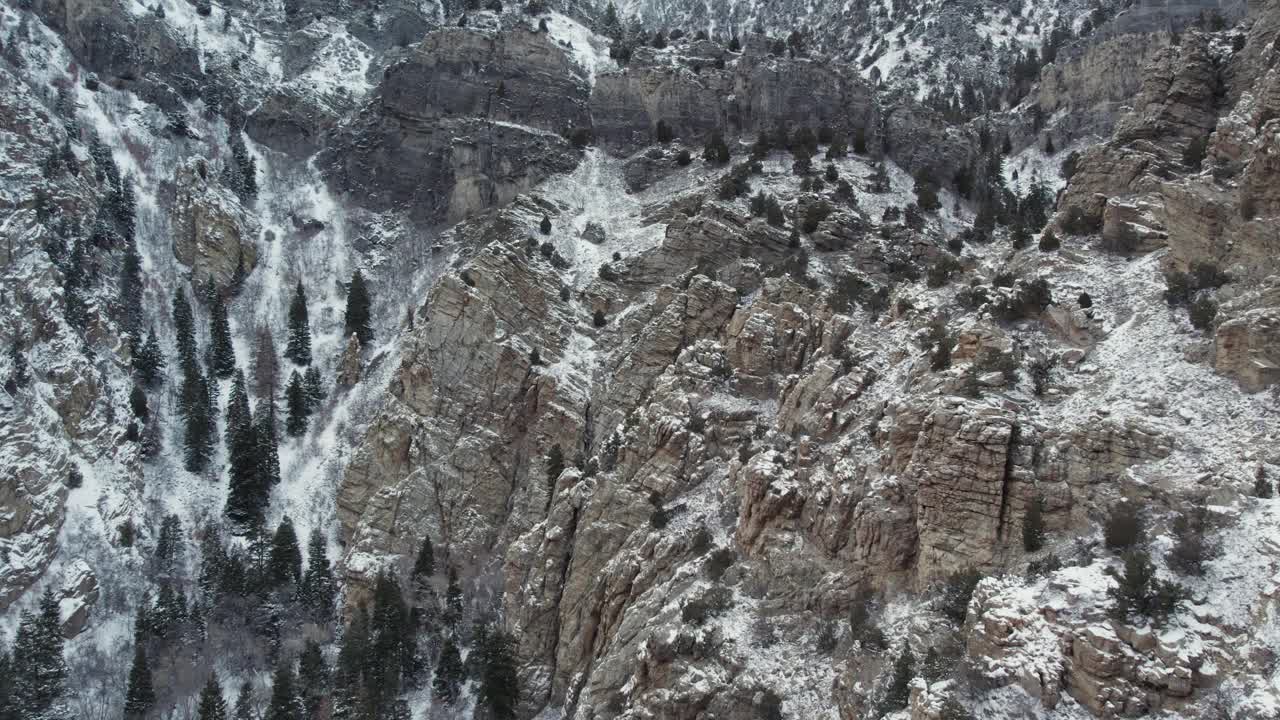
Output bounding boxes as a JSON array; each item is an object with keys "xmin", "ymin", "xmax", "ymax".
[{"xmin": 170, "ymin": 158, "xmax": 259, "ymax": 290}]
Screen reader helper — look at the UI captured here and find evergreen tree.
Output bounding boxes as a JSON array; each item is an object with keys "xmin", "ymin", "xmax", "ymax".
[
  {"xmin": 702, "ymin": 131, "xmax": 731, "ymax": 164},
  {"xmin": 476, "ymin": 627, "xmax": 520, "ymax": 719},
  {"xmin": 118, "ymin": 239, "xmax": 144, "ymax": 336},
  {"xmin": 255, "ymin": 405, "xmax": 281, "ymax": 487},
  {"xmin": 264, "ymin": 662, "xmax": 303, "ymax": 720},
  {"xmin": 1167, "ymin": 503, "xmax": 1215, "ymax": 577},
  {"xmin": 226, "ymin": 371, "xmax": 252, "ymax": 449},
  {"xmin": 62, "ymin": 237, "xmax": 89, "ymax": 327},
  {"xmin": 141, "ymin": 409, "xmax": 164, "ymax": 460},
  {"xmin": 10, "ymin": 588, "xmax": 67, "ymax": 718},
  {"xmin": 123, "ymin": 637, "xmax": 156, "ymax": 720},
  {"xmin": 232, "ymin": 681, "xmax": 254, "ymax": 720},
  {"xmin": 225, "ymin": 391, "xmax": 265, "ymax": 529},
  {"xmin": 367, "ymin": 572, "xmax": 418, "ymax": 710},
  {"xmin": 153, "ymin": 514, "xmax": 183, "ymax": 577},
  {"xmin": 0, "ymin": 648, "xmax": 14, "ymax": 720},
  {"xmin": 445, "ymin": 566, "xmax": 464, "ymax": 626},
  {"xmin": 877, "ymin": 645, "xmax": 915, "ymax": 715},
  {"xmin": 334, "ymin": 609, "xmax": 370, "ymax": 717},
  {"xmin": 285, "ymin": 282, "xmax": 312, "ymax": 366},
  {"xmin": 285, "ymin": 370, "xmax": 308, "ymax": 437},
  {"xmin": 432, "ymin": 639, "xmax": 464, "ymax": 704},
  {"xmin": 342, "ymin": 270, "xmax": 373, "ymax": 346},
  {"xmin": 173, "ymin": 288, "xmax": 197, "ymax": 367},
  {"xmin": 412, "ymin": 535, "xmax": 435, "ymax": 579},
  {"xmin": 1022, "ymin": 494, "xmax": 1047, "ymax": 552},
  {"xmin": 268, "ymin": 516, "xmax": 303, "ymax": 587},
  {"xmin": 180, "ymin": 359, "xmax": 215, "ymax": 473},
  {"xmin": 197, "ymin": 674, "xmax": 228, "ymax": 720},
  {"xmin": 252, "ymin": 325, "xmax": 280, "ymax": 406},
  {"xmin": 299, "ymin": 527, "xmax": 336, "ymax": 620},
  {"xmin": 303, "ymin": 366, "xmax": 325, "ymax": 413},
  {"xmin": 210, "ymin": 292, "xmax": 236, "ymax": 379},
  {"xmin": 297, "ymin": 639, "xmax": 328, "ymax": 719},
  {"xmin": 132, "ymin": 328, "xmax": 166, "ymax": 386},
  {"xmin": 1110, "ymin": 548, "xmax": 1183, "ymax": 626}
]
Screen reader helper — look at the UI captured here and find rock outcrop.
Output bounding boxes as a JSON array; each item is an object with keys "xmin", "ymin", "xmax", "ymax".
[{"xmin": 170, "ymin": 158, "xmax": 259, "ymax": 291}]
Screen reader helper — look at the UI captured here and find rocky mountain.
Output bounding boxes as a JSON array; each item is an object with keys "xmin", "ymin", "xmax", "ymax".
[{"xmin": 1, "ymin": 0, "xmax": 1279, "ymax": 719}]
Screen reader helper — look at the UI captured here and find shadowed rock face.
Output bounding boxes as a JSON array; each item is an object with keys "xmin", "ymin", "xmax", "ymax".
[
  {"xmin": 590, "ymin": 47, "xmax": 878, "ymax": 157},
  {"xmin": 320, "ymin": 27, "xmax": 590, "ymax": 225}
]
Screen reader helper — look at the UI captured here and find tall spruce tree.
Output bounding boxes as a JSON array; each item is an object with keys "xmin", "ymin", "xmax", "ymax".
[
  {"xmin": 123, "ymin": 636, "xmax": 156, "ymax": 720},
  {"xmin": 412, "ymin": 535, "xmax": 435, "ymax": 579},
  {"xmin": 226, "ymin": 372, "xmax": 252, "ymax": 451},
  {"xmin": 285, "ymin": 370, "xmax": 308, "ymax": 437},
  {"xmin": 432, "ymin": 638, "xmax": 464, "ymax": 705},
  {"xmin": 445, "ymin": 566, "xmax": 464, "ymax": 626},
  {"xmin": 264, "ymin": 662, "xmax": 303, "ymax": 720},
  {"xmin": 268, "ymin": 516, "xmax": 303, "ymax": 587},
  {"xmin": 300, "ymin": 528, "xmax": 336, "ymax": 620},
  {"xmin": 877, "ymin": 645, "xmax": 915, "ymax": 715},
  {"xmin": 303, "ymin": 366, "xmax": 325, "ymax": 413},
  {"xmin": 181, "ymin": 360, "xmax": 215, "ymax": 473},
  {"xmin": 118, "ymin": 238, "xmax": 144, "ymax": 336},
  {"xmin": 297, "ymin": 639, "xmax": 328, "ymax": 719},
  {"xmin": 477, "ymin": 626, "xmax": 520, "ymax": 719},
  {"xmin": 209, "ymin": 292, "xmax": 236, "ymax": 379},
  {"xmin": 173, "ymin": 289, "xmax": 197, "ymax": 367},
  {"xmin": 254, "ymin": 404, "xmax": 281, "ymax": 487},
  {"xmin": 225, "ymin": 396, "xmax": 265, "ymax": 529},
  {"xmin": 343, "ymin": 270, "xmax": 373, "ymax": 346},
  {"xmin": 232, "ymin": 681, "xmax": 254, "ymax": 720},
  {"xmin": 285, "ymin": 282, "xmax": 312, "ymax": 366},
  {"xmin": 132, "ymin": 327, "xmax": 166, "ymax": 386},
  {"xmin": 197, "ymin": 674, "xmax": 228, "ymax": 720},
  {"xmin": 10, "ymin": 588, "xmax": 67, "ymax": 718}
]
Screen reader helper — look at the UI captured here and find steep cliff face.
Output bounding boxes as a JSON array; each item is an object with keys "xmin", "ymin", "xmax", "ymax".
[{"xmin": 6, "ymin": 0, "xmax": 1280, "ymax": 719}]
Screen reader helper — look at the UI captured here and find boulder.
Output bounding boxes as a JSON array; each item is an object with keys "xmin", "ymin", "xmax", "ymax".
[{"xmin": 170, "ymin": 158, "xmax": 259, "ymax": 291}]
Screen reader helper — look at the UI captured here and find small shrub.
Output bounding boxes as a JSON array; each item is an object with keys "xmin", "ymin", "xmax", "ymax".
[
  {"xmin": 1038, "ymin": 228, "xmax": 1060, "ymax": 251},
  {"xmin": 1104, "ymin": 502, "xmax": 1144, "ymax": 551},
  {"xmin": 675, "ymin": 149, "xmax": 692, "ymax": 166},
  {"xmin": 1255, "ymin": 468, "xmax": 1275, "ymax": 499},
  {"xmin": 593, "ymin": 309, "xmax": 608, "ymax": 327},
  {"xmin": 1189, "ymin": 294, "xmax": 1218, "ymax": 331},
  {"xmin": 938, "ymin": 568, "xmax": 982, "ymax": 625},
  {"xmin": 119, "ymin": 519, "xmax": 136, "ymax": 547},
  {"xmin": 802, "ymin": 200, "xmax": 833, "ymax": 233},
  {"xmin": 1110, "ymin": 548, "xmax": 1183, "ymax": 627},
  {"xmin": 66, "ymin": 466, "xmax": 83, "ymax": 489}
]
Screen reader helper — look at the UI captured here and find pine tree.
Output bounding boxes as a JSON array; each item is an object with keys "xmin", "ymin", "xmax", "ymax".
[
  {"xmin": 285, "ymin": 282, "xmax": 312, "ymax": 366},
  {"xmin": 132, "ymin": 327, "xmax": 166, "ymax": 386},
  {"xmin": 180, "ymin": 360, "xmax": 215, "ymax": 473},
  {"xmin": 412, "ymin": 535, "xmax": 435, "ymax": 579},
  {"xmin": 299, "ymin": 527, "xmax": 336, "ymax": 620},
  {"xmin": 141, "ymin": 409, "xmax": 164, "ymax": 460},
  {"xmin": 226, "ymin": 371, "xmax": 251, "ymax": 450},
  {"xmin": 154, "ymin": 514, "xmax": 183, "ymax": 577},
  {"xmin": 264, "ymin": 662, "xmax": 303, "ymax": 720},
  {"xmin": 252, "ymin": 325, "xmax": 280, "ymax": 406},
  {"xmin": 118, "ymin": 238, "xmax": 144, "ymax": 336},
  {"xmin": 123, "ymin": 638, "xmax": 156, "ymax": 720},
  {"xmin": 476, "ymin": 627, "xmax": 520, "ymax": 719},
  {"xmin": 342, "ymin": 270, "xmax": 373, "ymax": 346},
  {"xmin": 303, "ymin": 366, "xmax": 325, "ymax": 413},
  {"xmin": 255, "ymin": 405, "xmax": 281, "ymax": 487},
  {"xmin": 225, "ymin": 388, "xmax": 265, "ymax": 529},
  {"xmin": 268, "ymin": 516, "xmax": 303, "ymax": 587},
  {"xmin": 445, "ymin": 566, "xmax": 464, "ymax": 626},
  {"xmin": 432, "ymin": 638, "xmax": 464, "ymax": 704},
  {"xmin": 209, "ymin": 292, "xmax": 236, "ymax": 379},
  {"xmin": 285, "ymin": 370, "xmax": 308, "ymax": 437},
  {"xmin": 232, "ymin": 681, "xmax": 254, "ymax": 720},
  {"xmin": 539, "ymin": 214, "xmax": 552, "ymax": 234},
  {"xmin": 334, "ymin": 609, "xmax": 370, "ymax": 718},
  {"xmin": 10, "ymin": 588, "xmax": 67, "ymax": 718},
  {"xmin": 197, "ymin": 674, "xmax": 228, "ymax": 720},
  {"xmin": 173, "ymin": 288, "xmax": 197, "ymax": 367},
  {"xmin": 63, "ymin": 239, "xmax": 89, "ymax": 330},
  {"xmin": 297, "ymin": 639, "xmax": 328, "ymax": 719}
]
